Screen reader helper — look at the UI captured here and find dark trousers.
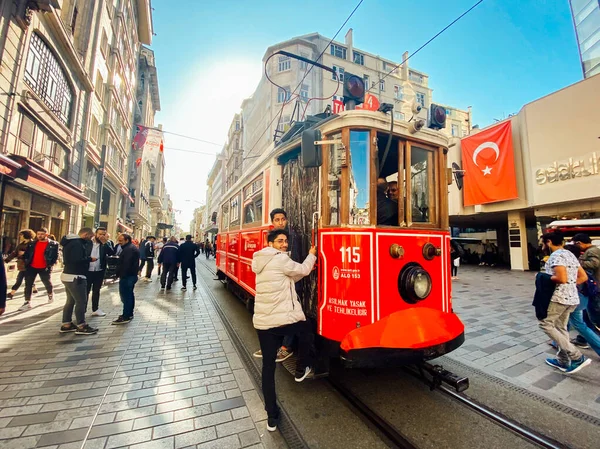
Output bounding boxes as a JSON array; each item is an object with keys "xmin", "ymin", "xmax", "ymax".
[
  {"xmin": 86, "ymin": 270, "xmax": 105, "ymax": 312},
  {"xmin": 205, "ymin": 249, "xmax": 211, "ymax": 259},
  {"xmin": 11, "ymin": 271, "xmax": 26, "ymax": 291},
  {"xmin": 160, "ymin": 263, "xmax": 177, "ymax": 288},
  {"xmin": 139, "ymin": 259, "xmax": 146, "ymax": 274},
  {"xmin": 451, "ymin": 265, "xmax": 458, "ymax": 277},
  {"xmin": 182, "ymin": 263, "xmax": 197, "ymax": 287},
  {"xmin": 119, "ymin": 275, "xmax": 137, "ymax": 318},
  {"xmin": 256, "ymin": 320, "xmax": 314, "ymax": 419},
  {"xmin": 25, "ymin": 267, "xmax": 53, "ymax": 301},
  {"xmin": 145, "ymin": 259, "xmax": 154, "ymax": 278},
  {"xmin": 62, "ymin": 278, "xmax": 88, "ymax": 325}
]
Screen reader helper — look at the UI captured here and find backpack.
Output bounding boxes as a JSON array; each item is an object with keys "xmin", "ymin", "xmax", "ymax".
[{"xmin": 583, "ymin": 270, "xmax": 599, "ymax": 299}]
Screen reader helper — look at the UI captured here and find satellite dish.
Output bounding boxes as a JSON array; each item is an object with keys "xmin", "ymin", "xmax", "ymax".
[{"xmin": 452, "ymin": 162, "xmax": 464, "ymax": 190}]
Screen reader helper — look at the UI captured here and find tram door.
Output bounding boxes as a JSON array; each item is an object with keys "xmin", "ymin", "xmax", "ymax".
[{"xmin": 281, "ymin": 156, "xmax": 319, "ymax": 318}]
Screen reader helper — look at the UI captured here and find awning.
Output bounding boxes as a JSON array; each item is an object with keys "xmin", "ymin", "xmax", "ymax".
[
  {"xmin": 9, "ymin": 155, "xmax": 88, "ymax": 206},
  {"xmin": 157, "ymin": 222, "xmax": 174, "ymax": 230},
  {"xmin": 0, "ymin": 154, "xmax": 21, "ymax": 178},
  {"xmin": 117, "ymin": 221, "xmax": 133, "ymax": 233}
]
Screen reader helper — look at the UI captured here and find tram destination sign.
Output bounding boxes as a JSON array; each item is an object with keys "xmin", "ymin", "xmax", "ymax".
[{"xmin": 535, "ymin": 151, "xmax": 599, "ymax": 185}]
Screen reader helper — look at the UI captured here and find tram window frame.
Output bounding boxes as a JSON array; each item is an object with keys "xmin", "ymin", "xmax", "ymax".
[
  {"xmin": 229, "ymin": 193, "xmax": 241, "ymax": 229},
  {"xmin": 242, "ymin": 174, "xmax": 264, "ymax": 228},
  {"xmin": 321, "ymin": 131, "xmax": 344, "ymax": 226},
  {"xmin": 348, "ymin": 129, "xmax": 372, "ymax": 226},
  {"xmin": 221, "ymin": 203, "xmax": 230, "ymax": 232},
  {"xmin": 405, "ymin": 141, "xmax": 439, "ymax": 227}
]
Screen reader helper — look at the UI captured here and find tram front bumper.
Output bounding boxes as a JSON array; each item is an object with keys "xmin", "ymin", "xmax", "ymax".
[{"xmin": 339, "ymin": 308, "xmax": 465, "ymax": 367}]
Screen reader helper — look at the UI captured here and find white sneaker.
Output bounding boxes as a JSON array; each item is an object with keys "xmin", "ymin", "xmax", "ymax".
[
  {"xmin": 92, "ymin": 309, "xmax": 106, "ymax": 317},
  {"xmin": 18, "ymin": 302, "xmax": 32, "ymax": 311},
  {"xmin": 47, "ymin": 295, "xmax": 53, "ymax": 304}
]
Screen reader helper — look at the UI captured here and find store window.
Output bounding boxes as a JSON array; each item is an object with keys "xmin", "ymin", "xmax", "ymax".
[{"xmin": 243, "ymin": 175, "xmax": 263, "ymax": 225}]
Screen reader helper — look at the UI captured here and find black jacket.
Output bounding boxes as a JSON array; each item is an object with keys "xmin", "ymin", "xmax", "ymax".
[
  {"xmin": 144, "ymin": 241, "xmax": 155, "ymax": 259},
  {"xmin": 158, "ymin": 242, "xmax": 180, "ymax": 265},
  {"xmin": 88, "ymin": 239, "xmax": 116, "ymax": 271},
  {"xmin": 179, "ymin": 241, "xmax": 200, "ymax": 264},
  {"xmin": 24, "ymin": 239, "xmax": 59, "ymax": 270},
  {"xmin": 117, "ymin": 242, "xmax": 140, "ymax": 278},
  {"xmin": 61, "ymin": 234, "xmax": 92, "ymax": 276},
  {"xmin": 532, "ymin": 272, "xmax": 555, "ymax": 320},
  {"xmin": 376, "ymin": 189, "xmax": 398, "ymax": 226},
  {"xmin": 0, "ymin": 257, "xmax": 6, "ymax": 310}
]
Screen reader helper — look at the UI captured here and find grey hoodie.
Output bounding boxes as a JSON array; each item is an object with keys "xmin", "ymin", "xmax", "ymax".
[{"xmin": 251, "ymin": 246, "xmax": 316, "ymax": 330}]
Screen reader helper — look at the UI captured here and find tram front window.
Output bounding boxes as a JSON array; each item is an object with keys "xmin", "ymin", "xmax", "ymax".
[
  {"xmin": 327, "ymin": 132, "xmax": 342, "ymax": 225},
  {"xmin": 349, "ymin": 130, "xmax": 370, "ymax": 225},
  {"xmin": 410, "ymin": 146, "xmax": 434, "ymax": 223}
]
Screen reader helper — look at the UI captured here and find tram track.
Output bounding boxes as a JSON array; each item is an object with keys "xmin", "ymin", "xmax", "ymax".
[{"xmin": 198, "ymin": 260, "xmax": 575, "ymax": 449}]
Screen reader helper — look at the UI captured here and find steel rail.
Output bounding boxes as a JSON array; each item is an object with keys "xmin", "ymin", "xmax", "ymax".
[{"xmin": 436, "ymin": 385, "xmax": 568, "ymax": 449}]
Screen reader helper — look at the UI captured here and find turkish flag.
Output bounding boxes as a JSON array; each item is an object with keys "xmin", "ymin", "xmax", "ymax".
[{"xmin": 460, "ymin": 121, "xmax": 518, "ymax": 206}]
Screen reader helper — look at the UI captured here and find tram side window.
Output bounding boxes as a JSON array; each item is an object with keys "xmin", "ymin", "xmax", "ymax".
[
  {"xmin": 221, "ymin": 203, "xmax": 229, "ymax": 231},
  {"xmin": 243, "ymin": 176, "xmax": 263, "ymax": 226},
  {"xmin": 327, "ymin": 133, "xmax": 342, "ymax": 225},
  {"xmin": 410, "ymin": 146, "xmax": 434, "ymax": 223},
  {"xmin": 230, "ymin": 194, "xmax": 240, "ymax": 227},
  {"xmin": 349, "ymin": 130, "xmax": 370, "ymax": 225}
]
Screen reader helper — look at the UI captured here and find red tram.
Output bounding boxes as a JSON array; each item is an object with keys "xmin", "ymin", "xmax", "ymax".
[{"xmin": 215, "ymin": 108, "xmax": 465, "ymax": 369}]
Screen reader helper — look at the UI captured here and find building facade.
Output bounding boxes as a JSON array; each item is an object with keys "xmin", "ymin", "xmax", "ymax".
[
  {"xmin": 224, "ymin": 114, "xmax": 242, "ymax": 192},
  {"xmin": 127, "ymin": 45, "xmax": 162, "ymax": 240},
  {"xmin": 190, "ymin": 205, "xmax": 205, "ymax": 241},
  {"xmin": 241, "ymin": 31, "xmax": 470, "ymax": 163},
  {"xmin": 0, "ymin": 1, "xmax": 92, "ymax": 264},
  {"xmin": 203, "ymin": 153, "xmax": 224, "ymax": 242},
  {"xmin": 569, "ymin": 0, "xmax": 600, "ymax": 78},
  {"xmin": 448, "ymin": 74, "xmax": 600, "ymax": 270},
  {"xmin": 81, "ymin": 0, "xmax": 153, "ymax": 238}
]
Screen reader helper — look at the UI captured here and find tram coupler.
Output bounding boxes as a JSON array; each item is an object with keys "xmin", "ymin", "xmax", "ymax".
[{"xmin": 420, "ymin": 362, "xmax": 469, "ymax": 393}]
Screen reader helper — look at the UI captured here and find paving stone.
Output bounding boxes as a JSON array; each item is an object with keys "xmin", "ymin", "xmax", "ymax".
[
  {"xmin": 152, "ymin": 418, "xmax": 195, "ymax": 438},
  {"xmin": 191, "ymin": 391, "xmax": 226, "ymax": 407},
  {"xmin": 130, "ymin": 436, "xmax": 175, "ymax": 449},
  {"xmin": 105, "ymin": 428, "xmax": 152, "ymax": 449},
  {"xmin": 500, "ymin": 362, "xmax": 537, "ymax": 377},
  {"xmin": 215, "ymin": 417, "xmax": 255, "ymax": 438},
  {"xmin": 172, "ymin": 404, "xmax": 212, "ymax": 422},
  {"xmin": 197, "ymin": 434, "xmax": 241, "ymax": 449},
  {"xmin": 36, "ymin": 428, "xmax": 88, "ymax": 446},
  {"xmin": 238, "ymin": 429, "xmax": 261, "ymax": 447},
  {"xmin": 0, "ymin": 404, "xmax": 43, "ymax": 417},
  {"xmin": 132, "ymin": 411, "xmax": 175, "ymax": 430},
  {"xmin": 156, "ymin": 398, "xmax": 193, "ymax": 414},
  {"xmin": 0, "ymin": 425, "xmax": 26, "ymax": 439},
  {"xmin": 65, "ymin": 387, "xmax": 107, "ymax": 400},
  {"xmin": 211, "ymin": 396, "xmax": 246, "ymax": 413},
  {"xmin": 0, "ymin": 435, "xmax": 40, "ymax": 448},
  {"xmin": 194, "ymin": 410, "xmax": 232, "ymax": 429},
  {"xmin": 88, "ymin": 420, "xmax": 134, "ymax": 438},
  {"xmin": 22, "ymin": 419, "xmax": 73, "ymax": 436},
  {"xmin": 174, "ymin": 426, "xmax": 217, "ymax": 448},
  {"xmin": 231, "ymin": 406, "xmax": 251, "ymax": 420}
]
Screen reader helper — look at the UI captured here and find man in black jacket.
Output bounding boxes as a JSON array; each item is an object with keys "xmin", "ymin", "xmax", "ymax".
[
  {"xmin": 180, "ymin": 235, "xmax": 200, "ymax": 291},
  {"xmin": 21, "ymin": 227, "xmax": 59, "ymax": 310},
  {"xmin": 86, "ymin": 227, "xmax": 115, "ymax": 317},
  {"xmin": 60, "ymin": 228, "xmax": 98, "ymax": 335},
  {"xmin": 143, "ymin": 236, "xmax": 156, "ymax": 281},
  {"xmin": 112, "ymin": 233, "xmax": 139, "ymax": 325},
  {"xmin": 158, "ymin": 236, "xmax": 180, "ymax": 291}
]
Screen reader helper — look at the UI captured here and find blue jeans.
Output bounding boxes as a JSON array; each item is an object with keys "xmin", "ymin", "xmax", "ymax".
[
  {"xmin": 570, "ymin": 294, "xmax": 600, "ymax": 357},
  {"xmin": 119, "ymin": 275, "xmax": 137, "ymax": 318}
]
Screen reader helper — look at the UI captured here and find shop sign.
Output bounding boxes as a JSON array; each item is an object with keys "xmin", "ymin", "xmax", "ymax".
[
  {"xmin": 84, "ymin": 201, "xmax": 96, "ymax": 217},
  {"xmin": 535, "ymin": 152, "xmax": 599, "ymax": 185}
]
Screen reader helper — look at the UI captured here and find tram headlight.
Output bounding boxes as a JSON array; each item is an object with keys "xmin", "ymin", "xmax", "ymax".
[{"xmin": 398, "ymin": 263, "xmax": 432, "ymax": 304}]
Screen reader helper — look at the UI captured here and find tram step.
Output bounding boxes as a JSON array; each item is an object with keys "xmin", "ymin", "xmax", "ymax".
[{"xmin": 281, "ymin": 353, "xmax": 329, "ymax": 380}]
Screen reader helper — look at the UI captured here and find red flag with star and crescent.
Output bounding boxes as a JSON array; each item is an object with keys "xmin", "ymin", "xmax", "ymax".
[{"xmin": 460, "ymin": 121, "xmax": 518, "ymax": 206}]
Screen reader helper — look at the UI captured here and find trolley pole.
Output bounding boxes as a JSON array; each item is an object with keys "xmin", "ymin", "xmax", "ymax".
[{"xmin": 94, "ymin": 144, "xmax": 107, "ymax": 228}]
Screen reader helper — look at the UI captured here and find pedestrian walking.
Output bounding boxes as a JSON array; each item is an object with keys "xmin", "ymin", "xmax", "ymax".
[
  {"xmin": 204, "ymin": 240, "xmax": 212, "ymax": 260},
  {"xmin": 179, "ymin": 235, "xmax": 200, "ymax": 291},
  {"xmin": 539, "ymin": 232, "xmax": 591, "ymax": 374},
  {"xmin": 0, "ymin": 257, "xmax": 6, "ymax": 316},
  {"xmin": 86, "ymin": 227, "xmax": 115, "ymax": 317},
  {"xmin": 143, "ymin": 236, "xmax": 156, "ymax": 281},
  {"xmin": 158, "ymin": 236, "xmax": 180, "ymax": 291},
  {"xmin": 112, "ymin": 233, "xmax": 139, "ymax": 325},
  {"xmin": 252, "ymin": 229, "xmax": 317, "ymax": 432},
  {"xmin": 5, "ymin": 229, "xmax": 38, "ymax": 300},
  {"xmin": 138, "ymin": 236, "xmax": 148, "ymax": 276},
  {"xmin": 155, "ymin": 237, "xmax": 167, "ymax": 275},
  {"xmin": 59, "ymin": 228, "xmax": 98, "ymax": 335},
  {"xmin": 572, "ymin": 233, "xmax": 600, "ymax": 330},
  {"xmin": 20, "ymin": 227, "xmax": 59, "ymax": 310}
]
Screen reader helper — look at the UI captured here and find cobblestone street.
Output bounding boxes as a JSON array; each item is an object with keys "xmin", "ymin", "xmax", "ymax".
[
  {"xmin": 0, "ymin": 270, "xmax": 282, "ymax": 449},
  {"xmin": 447, "ymin": 265, "xmax": 600, "ymax": 417}
]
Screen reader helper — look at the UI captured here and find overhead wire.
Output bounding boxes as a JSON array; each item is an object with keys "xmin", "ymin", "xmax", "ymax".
[
  {"xmin": 366, "ymin": 0, "xmax": 485, "ymax": 96},
  {"xmin": 244, "ymin": 0, "xmax": 365, "ymax": 161}
]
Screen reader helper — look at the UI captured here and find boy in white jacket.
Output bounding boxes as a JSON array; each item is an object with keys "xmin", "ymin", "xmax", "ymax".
[{"xmin": 252, "ymin": 229, "xmax": 317, "ymax": 432}]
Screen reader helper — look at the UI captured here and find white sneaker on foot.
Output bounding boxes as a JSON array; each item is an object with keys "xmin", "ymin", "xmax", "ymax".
[
  {"xmin": 18, "ymin": 302, "xmax": 32, "ymax": 311},
  {"xmin": 92, "ymin": 309, "xmax": 106, "ymax": 317}
]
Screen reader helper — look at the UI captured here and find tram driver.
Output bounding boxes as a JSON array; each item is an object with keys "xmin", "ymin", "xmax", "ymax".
[{"xmin": 377, "ymin": 178, "xmax": 398, "ymax": 226}]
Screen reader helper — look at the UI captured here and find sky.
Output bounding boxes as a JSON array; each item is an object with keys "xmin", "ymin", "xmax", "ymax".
[{"xmin": 150, "ymin": 0, "xmax": 582, "ymax": 229}]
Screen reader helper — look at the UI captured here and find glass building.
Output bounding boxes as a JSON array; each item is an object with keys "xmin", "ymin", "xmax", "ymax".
[{"xmin": 570, "ymin": 0, "xmax": 600, "ymax": 78}]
